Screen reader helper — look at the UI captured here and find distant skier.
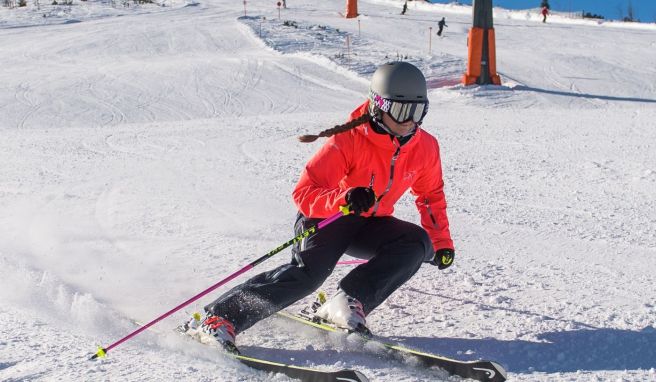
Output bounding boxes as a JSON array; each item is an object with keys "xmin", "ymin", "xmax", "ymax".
[
  {"xmin": 179, "ymin": 62, "xmax": 455, "ymax": 352},
  {"xmin": 541, "ymin": 6, "xmax": 549, "ymax": 23},
  {"xmin": 437, "ymin": 17, "xmax": 447, "ymax": 36},
  {"xmin": 401, "ymin": 0, "xmax": 407, "ymax": 15}
]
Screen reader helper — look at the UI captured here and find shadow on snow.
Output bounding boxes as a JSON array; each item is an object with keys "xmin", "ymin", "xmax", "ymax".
[
  {"xmin": 400, "ymin": 288, "xmax": 656, "ymax": 374},
  {"xmin": 513, "ymin": 85, "xmax": 656, "ymax": 103},
  {"xmin": 395, "ymin": 327, "xmax": 656, "ymax": 373}
]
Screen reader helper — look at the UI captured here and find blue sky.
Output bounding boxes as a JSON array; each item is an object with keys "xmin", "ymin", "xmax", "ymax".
[{"xmin": 429, "ymin": 1, "xmax": 656, "ymax": 22}]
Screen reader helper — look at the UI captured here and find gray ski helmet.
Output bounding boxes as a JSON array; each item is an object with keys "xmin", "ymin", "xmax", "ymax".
[
  {"xmin": 368, "ymin": 62, "xmax": 428, "ymax": 125},
  {"xmin": 370, "ymin": 61, "xmax": 427, "ymax": 102}
]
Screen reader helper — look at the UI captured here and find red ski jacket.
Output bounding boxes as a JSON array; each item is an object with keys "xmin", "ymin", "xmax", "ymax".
[{"xmin": 292, "ymin": 101, "xmax": 454, "ymax": 251}]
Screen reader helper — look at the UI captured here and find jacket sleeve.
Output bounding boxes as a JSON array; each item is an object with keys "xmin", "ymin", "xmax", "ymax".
[
  {"xmin": 410, "ymin": 140, "xmax": 454, "ymax": 251},
  {"xmin": 292, "ymin": 133, "xmax": 353, "ymax": 218}
]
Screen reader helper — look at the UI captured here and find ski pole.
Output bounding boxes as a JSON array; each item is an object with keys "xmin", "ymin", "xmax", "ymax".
[
  {"xmin": 336, "ymin": 259, "xmax": 367, "ymax": 266},
  {"xmin": 90, "ymin": 206, "xmax": 351, "ymax": 360}
]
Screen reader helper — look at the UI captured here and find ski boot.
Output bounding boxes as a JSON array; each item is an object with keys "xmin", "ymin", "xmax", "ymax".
[
  {"xmin": 178, "ymin": 312, "xmax": 239, "ymax": 354},
  {"xmin": 306, "ymin": 290, "xmax": 372, "ymax": 337}
]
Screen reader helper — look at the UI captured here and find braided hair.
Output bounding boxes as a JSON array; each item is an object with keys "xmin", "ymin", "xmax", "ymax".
[{"xmin": 298, "ymin": 113, "xmax": 372, "ymax": 143}]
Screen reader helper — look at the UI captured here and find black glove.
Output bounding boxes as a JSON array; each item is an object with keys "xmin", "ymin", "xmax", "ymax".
[
  {"xmin": 430, "ymin": 248, "xmax": 455, "ymax": 270},
  {"xmin": 345, "ymin": 187, "xmax": 376, "ymax": 215}
]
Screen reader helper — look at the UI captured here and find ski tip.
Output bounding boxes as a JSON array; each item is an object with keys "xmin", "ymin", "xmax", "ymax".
[
  {"xmin": 353, "ymin": 370, "xmax": 370, "ymax": 382},
  {"xmin": 335, "ymin": 369, "xmax": 369, "ymax": 382},
  {"xmin": 489, "ymin": 361, "xmax": 508, "ymax": 381},
  {"xmin": 474, "ymin": 360, "xmax": 507, "ymax": 382}
]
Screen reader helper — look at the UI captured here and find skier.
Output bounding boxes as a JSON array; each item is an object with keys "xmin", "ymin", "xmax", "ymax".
[
  {"xmin": 437, "ymin": 17, "xmax": 447, "ymax": 36},
  {"xmin": 182, "ymin": 61, "xmax": 455, "ymax": 351},
  {"xmin": 401, "ymin": 0, "xmax": 407, "ymax": 15},
  {"xmin": 541, "ymin": 6, "xmax": 549, "ymax": 23}
]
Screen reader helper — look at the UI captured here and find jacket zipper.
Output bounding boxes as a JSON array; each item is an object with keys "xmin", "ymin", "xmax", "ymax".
[
  {"xmin": 424, "ymin": 197, "xmax": 439, "ymax": 229},
  {"xmin": 371, "ymin": 143, "xmax": 401, "ymax": 216}
]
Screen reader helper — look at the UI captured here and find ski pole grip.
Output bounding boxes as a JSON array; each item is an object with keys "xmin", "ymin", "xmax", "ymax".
[{"xmin": 339, "ymin": 205, "xmax": 352, "ymax": 215}]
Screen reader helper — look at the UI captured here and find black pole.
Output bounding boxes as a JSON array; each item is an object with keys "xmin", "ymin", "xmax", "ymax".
[{"xmin": 472, "ymin": 0, "xmax": 493, "ymax": 28}]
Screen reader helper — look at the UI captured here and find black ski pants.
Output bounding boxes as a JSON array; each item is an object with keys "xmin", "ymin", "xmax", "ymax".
[{"xmin": 205, "ymin": 213, "xmax": 433, "ymax": 334}]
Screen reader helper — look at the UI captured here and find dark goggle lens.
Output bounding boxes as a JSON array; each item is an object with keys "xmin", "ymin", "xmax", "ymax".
[{"xmin": 388, "ymin": 102, "xmax": 427, "ymax": 124}]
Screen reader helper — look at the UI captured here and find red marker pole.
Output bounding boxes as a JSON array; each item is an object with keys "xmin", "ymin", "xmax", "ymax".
[
  {"xmin": 277, "ymin": 2, "xmax": 281, "ymax": 19},
  {"xmin": 346, "ymin": 35, "xmax": 351, "ymax": 65},
  {"xmin": 429, "ymin": 27, "xmax": 432, "ymax": 54}
]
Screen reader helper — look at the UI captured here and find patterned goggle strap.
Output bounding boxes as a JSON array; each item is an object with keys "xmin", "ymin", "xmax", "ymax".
[{"xmin": 369, "ymin": 91, "xmax": 428, "ymax": 124}]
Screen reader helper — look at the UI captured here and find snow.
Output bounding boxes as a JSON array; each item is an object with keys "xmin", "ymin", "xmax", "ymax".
[{"xmin": 1, "ymin": 0, "xmax": 655, "ymax": 381}]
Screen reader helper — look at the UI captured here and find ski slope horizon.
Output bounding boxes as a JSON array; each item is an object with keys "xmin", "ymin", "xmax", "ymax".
[
  {"xmin": 1, "ymin": 0, "xmax": 655, "ymax": 381},
  {"xmin": 428, "ymin": 0, "xmax": 656, "ymax": 24}
]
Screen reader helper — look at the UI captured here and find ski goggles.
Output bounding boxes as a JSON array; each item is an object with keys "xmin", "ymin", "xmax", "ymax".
[{"xmin": 370, "ymin": 92, "xmax": 429, "ymax": 124}]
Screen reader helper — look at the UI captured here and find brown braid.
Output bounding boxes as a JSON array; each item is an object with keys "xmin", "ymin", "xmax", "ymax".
[{"xmin": 298, "ymin": 113, "xmax": 372, "ymax": 143}]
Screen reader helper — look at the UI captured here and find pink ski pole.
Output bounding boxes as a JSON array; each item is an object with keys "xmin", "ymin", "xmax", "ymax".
[
  {"xmin": 336, "ymin": 259, "xmax": 368, "ymax": 266},
  {"xmin": 90, "ymin": 206, "xmax": 351, "ymax": 360}
]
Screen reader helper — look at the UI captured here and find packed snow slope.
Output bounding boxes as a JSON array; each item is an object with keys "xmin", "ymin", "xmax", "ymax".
[{"xmin": 1, "ymin": 0, "xmax": 655, "ymax": 381}]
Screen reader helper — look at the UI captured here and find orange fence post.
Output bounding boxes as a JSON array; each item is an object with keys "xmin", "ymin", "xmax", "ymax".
[
  {"xmin": 487, "ymin": 28, "xmax": 501, "ymax": 85},
  {"xmin": 462, "ymin": 0, "xmax": 501, "ymax": 85},
  {"xmin": 462, "ymin": 27, "xmax": 483, "ymax": 85}
]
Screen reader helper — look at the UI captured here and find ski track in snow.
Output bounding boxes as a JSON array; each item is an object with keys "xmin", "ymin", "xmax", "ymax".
[{"xmin": 1, "ymin": 0, "xmax": 656, "ymax": 381}]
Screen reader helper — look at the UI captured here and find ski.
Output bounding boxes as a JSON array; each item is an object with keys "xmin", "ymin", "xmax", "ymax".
[
  {"xmin": 129, "ymin": 317, "xmax": 369, "ymax": 382},
  {"xmin": 173, "ymin": 319, "xmax": 369, "ymax": 382},
  {"xmin": 232, "ymin": 354, "xmax": 369, "ymax": 382},
  {"xmin": 276, "ymin": 311, "xmax": 507, "ymax": 382}
]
